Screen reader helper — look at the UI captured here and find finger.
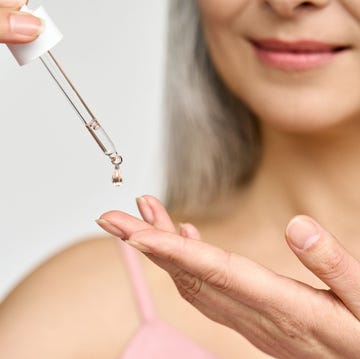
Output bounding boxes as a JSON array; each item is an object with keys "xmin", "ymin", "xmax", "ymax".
[
  {"xmin": 97, "ymin": 209, "xmax": 253, "ymax": 334},
  {"xmin": 0, "ymin": 0, "xmax": 26, "ymax": 9},
  {"xmin": 97, "ymin": 210, "xmax": 190, "ymax": 289},
  {"xmin": 136, "ymin": 195, "xmax": 177, "ymax": 233},
  {"xmin": 98, "ymin": 210, "xmax": 314, "ymax": 315},
  {"xmin": 179, "ymin": 223, "xmax": 202, "ymax": 240},
  {"xmin": 145, "ymin": 241, "xmax": 275, "ymax": 355},
  {"xmin": 148, "ymin": 240, "xmax": 327, "ymax": 359},
  {"xmin": 136, "ymin": 196, "xmax": 202, "ymax": 241},
  {"xmin": 0, "ymin": 9, "xmax": 43, "ymax": 44},
  {"xmin": 168, "ymin": 271, "xmax": 280, "ymax": 358},
  {"xmin": 97, "ymin": 209, "xmax": 196, "ymax": 274},
  {"xmin": 98, "ymin": 207, "xmax": 178, "ymax": 250},
  {"xmin": 99, "ymin": 210, "xmax": 265, "ymax": 341},
  {"xmin": 128, "ymin": 228, "xmax": 293, "ymax": 311},
  {"xmin": 285, "ymin": 215, "xmax": 360, "ymax": 319},
  {"xmin": 97, "ymin": 210, "xmax": 152, "ymax": 240}
]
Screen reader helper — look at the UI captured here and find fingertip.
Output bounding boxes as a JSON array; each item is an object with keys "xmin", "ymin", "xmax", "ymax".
[
  {"xmin": 179, "ymin": 223, "xmax": 190, "ymax": 238},
  {"xmin": 95, "ymin": 218, "xmax": 126, "ymax": 239},
  {"xmin": 136, "ymin": 194, "xmax": 176, "ymax": 232},
  {"xmin": 179, "ymin": 223, "xmax": 202, "ymax": 240},
  {"xmin": 136, "ymin": 196, "xmax": 154, "ymax": 224},
  {"xmin": 98, "ymin": 210, "xmax": 122, "ymax": 222},
  {"xmin": 285, "ymin": 215, "xmax": 322, "ymax": 251},
  {"xmin": 99, "ymin": 210, "xmax": 143, "ymax": 231},
  {"xmin": 142, "ymin": 194, "xmax": 166, "ymax": 209}
]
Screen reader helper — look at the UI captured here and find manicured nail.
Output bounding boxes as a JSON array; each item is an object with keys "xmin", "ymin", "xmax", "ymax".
[
  {"xmin": 9, "ymin": 12, "xmax": 44, "ymax": 36},
  {"xmin": 95, "ymin": 218, "xmax": 126, "ymax": 239},
  {"xmin": 136, "ymin": 196, "xmax": 154, "ymax": 224},
  {"xmin": 126, "ymin": 240, "xmax": 151, "ymax": 253},
  {"xmin": 286, "ymin": 216, "xmax": 320, "ymax": 250}
]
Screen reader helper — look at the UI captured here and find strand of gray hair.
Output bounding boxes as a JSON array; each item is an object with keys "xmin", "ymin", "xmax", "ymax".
[{"xmin": 164, "ymin": 0, "xmax": 261, "ymax": 218}]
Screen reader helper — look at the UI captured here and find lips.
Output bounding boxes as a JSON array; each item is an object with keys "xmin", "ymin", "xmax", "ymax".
[
  {"xmin": 249, "ymin": 38, "xmax": 350, "ymax": 70},
  {"xmin": 251, "ymin": 39, "xmax": 348, "ymax": 53}
]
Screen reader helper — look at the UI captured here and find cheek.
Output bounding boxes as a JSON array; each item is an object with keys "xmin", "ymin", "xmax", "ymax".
[
  {"xmin": 196, "ymin": 0, "xmax": 248, "ymax": 22},
  {"xmin": 198, "ymin": 0, "xmax": 360, "ymax": 133},
  {"xmin": 238, "ymin": 60, "xmax": 360, "ymax": 133},
  {"xmin": 244, "ymin": 80, "xmax": 360, "ymax": 134},
  {"xmin": 205, "ymin": 29, "xmax": 360, "ymax": 133},
  {"xmin": 341, "ymin": 0, "xmax": 360, "ymax": 20}
]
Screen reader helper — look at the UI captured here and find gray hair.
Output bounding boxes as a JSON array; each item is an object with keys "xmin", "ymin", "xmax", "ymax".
[{"xmin": 164, "ymin": 0, "xmax": 261, "ymax": 218}]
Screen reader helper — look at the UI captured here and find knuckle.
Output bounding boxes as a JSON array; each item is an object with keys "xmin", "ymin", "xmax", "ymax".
[
  {"xmin": 164, "ymin": 235, "xmax": 187, "ymax": 264},
  {"xmin": 261, "ymin": 314, "xmax": 315, "ymax": 359},
  {"xmin": 274, "ymin": 314, "xmax": 307, "ymax": 341},
  {"xmin": 316, "ymin": 247, "xmax": 349, "ymax": 281},
  {"xmin": 255, "ymin": 314, "xmax": 281, "ymax": 349},
  {"xmin": 202, "ymin": 251, "xmax": 233, "ymax": 292},
  {"xmin": 173, "ymin": 269, "xmax": 203, "ymax": 303},
  {"xmin": 262, "ymin": 308, "xmax": 311, "ymax": 349}
]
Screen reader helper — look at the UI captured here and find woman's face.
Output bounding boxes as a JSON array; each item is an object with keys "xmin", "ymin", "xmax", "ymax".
[{"xmin": 197, "ymin": 0, "xmax": 360, "ymax": 133}]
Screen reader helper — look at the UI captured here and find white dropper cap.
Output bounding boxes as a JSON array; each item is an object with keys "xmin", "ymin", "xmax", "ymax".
[{"xmin": 7, "ymin": 5, "xmax": 63, "ymax": 66}]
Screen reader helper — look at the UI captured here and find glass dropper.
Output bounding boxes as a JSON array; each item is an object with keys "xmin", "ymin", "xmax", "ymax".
[{"xmin": 39, "ymin": 51, "xmax": 123, "ymax": 185}]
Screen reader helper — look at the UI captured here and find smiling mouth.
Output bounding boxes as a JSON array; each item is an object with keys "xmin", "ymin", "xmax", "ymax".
[{"xmin": 248, "ymin": 38, "xmax": 351, "ymax": 70}]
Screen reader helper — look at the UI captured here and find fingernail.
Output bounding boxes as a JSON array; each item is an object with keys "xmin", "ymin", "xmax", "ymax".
[
  {"xmin": 286, "ymin": 216, "xmax": 320, "ymax": 250},
  {"xmin": 136, "ymin": 196, "xmax": 154, "ymax": 224},
  {"xmin": 9, "ymin": 12, "xmax": 44, "ymax": 37},
  {"xmin": 95, "ymin": 218, "xmax": 126, "ymax": 239},
  {"xmin": 126, "ymin": 240, "xmax": 151, "ymax": 253}
]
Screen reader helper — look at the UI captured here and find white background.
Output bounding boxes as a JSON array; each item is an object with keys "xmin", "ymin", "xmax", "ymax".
[{"xmin": 0, "ymin": 0, "xmax": 168, "ymax": 299}]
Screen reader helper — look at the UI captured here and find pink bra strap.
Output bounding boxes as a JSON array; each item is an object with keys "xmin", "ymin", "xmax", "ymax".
[{"xmin": 118, "ymin": 239, "xmax": 157, "ymax": 323}]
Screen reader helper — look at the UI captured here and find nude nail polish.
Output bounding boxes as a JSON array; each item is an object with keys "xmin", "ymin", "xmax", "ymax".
[
  {"xmin": 136, "ymin": 196, "xmax": 154, "ymax": 224},
  {"xmin": 95, "ymin": 218, "xmax": 126, "ymax": 239},
  {"xmin": 9, "ymin": 12, "xmax": 44, "ymax": 36}
]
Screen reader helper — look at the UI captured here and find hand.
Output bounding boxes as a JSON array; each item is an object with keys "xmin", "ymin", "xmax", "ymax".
[
  {"xmin": 0, "ymin": 0, "xmax": 43, "ymax": 44},
  {"xmin": 97, "ymin": 196, "xmax": 360, "ymax": 359}
]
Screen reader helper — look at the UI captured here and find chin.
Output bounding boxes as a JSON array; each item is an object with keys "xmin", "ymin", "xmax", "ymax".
[{"xmin": 257, "ymin": 110, "xmax": 346, "ymax": 134}]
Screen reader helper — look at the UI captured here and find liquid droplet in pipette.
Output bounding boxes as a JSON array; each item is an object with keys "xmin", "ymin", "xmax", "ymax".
[
  {"xmin": 112, "ymin": 165, "xmax": 123, "ymax": 186},
  {"xmin": 109, "ymin": 153, "xmax": 123, "ymax": 186}
]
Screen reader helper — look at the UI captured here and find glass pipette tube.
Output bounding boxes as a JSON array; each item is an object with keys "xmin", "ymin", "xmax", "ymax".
[{"xmin": 39, "ymin": 51, "xmax": 123, "ymax": 185}]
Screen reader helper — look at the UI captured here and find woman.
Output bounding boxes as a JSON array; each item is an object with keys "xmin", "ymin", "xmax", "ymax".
[{"xmin": 1, "ymin": 0, "xmax": 360, "ymax": 358}]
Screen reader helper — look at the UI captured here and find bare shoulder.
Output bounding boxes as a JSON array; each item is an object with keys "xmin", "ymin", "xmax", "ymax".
[{"xmin": 0, "ymin": 236, "xmax": 139, "ymax": 359}]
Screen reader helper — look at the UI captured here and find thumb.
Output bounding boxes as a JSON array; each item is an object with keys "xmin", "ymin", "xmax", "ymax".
[{"xmin": 285, "ymin": 215, "xmax": 360, "ymax": 319}]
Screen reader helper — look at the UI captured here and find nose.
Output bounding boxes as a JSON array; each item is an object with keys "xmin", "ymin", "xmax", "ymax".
[{"xmin": 264, "ymin": 0, "xmax": 331, "ymax": 18}]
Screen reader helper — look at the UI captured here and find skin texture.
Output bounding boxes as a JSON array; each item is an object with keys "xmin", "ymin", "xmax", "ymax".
[
  {"xmin": 197, "ymin": 0, "xmax": 360, "ymax": 133},
  {"xmin": 97, "ymin": 1, "xmax": 360, "ymax": 357},
  {"xmin": 99, "ymin": 195, "xmax": 360, "ymax": 359},
  {"xmin": 2, "ymin": 0, "xmax": 360, "ymax": 358}
]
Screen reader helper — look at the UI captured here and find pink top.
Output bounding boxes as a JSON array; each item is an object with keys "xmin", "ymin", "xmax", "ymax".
[{"xmin": 117, "ymin": 239, "xmax": 218, "ymax": 359}]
